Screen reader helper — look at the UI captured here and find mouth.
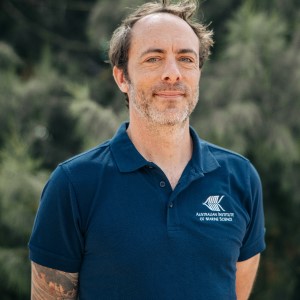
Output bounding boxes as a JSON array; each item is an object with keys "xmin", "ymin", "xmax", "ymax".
[{"xmin": 154, "ymin": 91, "xmax": 185, "ymax": 98}]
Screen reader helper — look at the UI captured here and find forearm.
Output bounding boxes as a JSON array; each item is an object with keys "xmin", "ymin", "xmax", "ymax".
[
  {"xmin": 31, "ymin": 262, "xmax": 79, "ymax": 299},
  {"xmin": 236, "ymin": 254, "xmax": 260, "ymax": 300}
]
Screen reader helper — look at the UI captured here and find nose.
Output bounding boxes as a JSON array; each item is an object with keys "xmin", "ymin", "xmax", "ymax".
[{"xmin": 161, "ymin": 58, "xmax": 182, "ymax": 83}]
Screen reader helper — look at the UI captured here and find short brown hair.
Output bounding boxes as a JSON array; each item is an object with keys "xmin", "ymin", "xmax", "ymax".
[{"xmin": 108, "ymin": 0, "xmax": 213, "ymax": 106}]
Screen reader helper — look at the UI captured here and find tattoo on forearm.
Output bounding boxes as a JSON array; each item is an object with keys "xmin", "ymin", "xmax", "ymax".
[{"xmin": 31, "ymin": 262, "xmax": 78, "ymax": 299}]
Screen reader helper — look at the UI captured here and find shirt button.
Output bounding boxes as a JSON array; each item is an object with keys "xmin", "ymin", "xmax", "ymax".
[
  {"xmin": 160, "ymin": 181, "xmax": 166, "ymax": 188},
  {"xmin": 169, "ymin": 202, "xmax": 174, "ymax": 208}
]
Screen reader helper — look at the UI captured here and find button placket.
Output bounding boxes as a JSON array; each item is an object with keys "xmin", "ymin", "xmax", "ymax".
[{"xmin": 167, "ymin": 192, "xmax": 180, "ymax": 231}]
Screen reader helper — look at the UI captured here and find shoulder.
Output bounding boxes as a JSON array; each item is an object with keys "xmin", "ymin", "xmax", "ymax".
[
  {"xmin": 39, "ymin": 140, "xmax": 115, "ymax": 227},
  {"xmin": 191, "ymin": 127, "xmax": 252, "ymax": 175},
  {"xmin": 201, "ymin": 139, "xmax": 261, "ymax": 187},
  {"xmin": 60, "ymin": 139, "xmax": 113, "ymax": 175},
  {"xmin": 205, "ymin": 141, "xmax": 255, "ymax": 173},
  {"xmin": 61, "ymin": 140, "xmax": 111, "ymax": 169},
  {"xmin": 48, "ymin": 139, "xmax": 115, "ymax": 190},
  {"xmin": 205, "ymin": 141, "xmax": 249, "ymax": 164}
]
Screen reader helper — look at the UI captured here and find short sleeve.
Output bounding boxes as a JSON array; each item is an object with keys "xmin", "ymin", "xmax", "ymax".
[
  {"xmin": 238, "ymin": 162, "xmax": 266, "ymax": 261},
  {"xmin": 29, "ymin": 165, "xmax": 83, "ymax": 272}
]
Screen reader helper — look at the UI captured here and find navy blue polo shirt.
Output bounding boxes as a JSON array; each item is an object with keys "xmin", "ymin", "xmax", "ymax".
[{"xmin": 29, "ymin": 122, "xmax": 265, "ymax": 300}]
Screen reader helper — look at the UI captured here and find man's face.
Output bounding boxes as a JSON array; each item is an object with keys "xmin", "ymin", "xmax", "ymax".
[{"xmin": 121, "ymin": 13, "xmax": 201, "ymax": 126}]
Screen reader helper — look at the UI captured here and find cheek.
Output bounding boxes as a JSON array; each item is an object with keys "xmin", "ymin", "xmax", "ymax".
[{"xmin": 130, "ymin": 78, "xmax": 154, "ymax": 95}]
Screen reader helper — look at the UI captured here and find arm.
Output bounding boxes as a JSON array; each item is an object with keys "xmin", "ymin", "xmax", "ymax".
[
  {"xmin": 31, "ymin": 262, "xmax": 79, "ymax": 300},
  {"xmin": 236, "ymin": 253, "xmax": 260, "ymax": 300}
]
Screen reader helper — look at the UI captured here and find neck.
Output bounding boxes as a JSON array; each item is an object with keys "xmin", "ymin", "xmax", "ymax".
[{"xmin": 127, "ymin": 118, "xmax": 193, "ymax": 189}]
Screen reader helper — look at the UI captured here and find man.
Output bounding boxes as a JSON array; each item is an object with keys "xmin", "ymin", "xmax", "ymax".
[{"xmin": 29, "ymin": 0, "xmax": 265, "ymax": 299}]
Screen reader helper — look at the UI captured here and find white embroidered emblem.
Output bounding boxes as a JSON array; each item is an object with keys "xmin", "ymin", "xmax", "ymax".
[{"xmin": 203, "ymin": 195, "xmax": 225, "ymax": 212}]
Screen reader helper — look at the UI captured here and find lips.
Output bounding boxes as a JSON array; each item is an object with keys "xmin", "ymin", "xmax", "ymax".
[
  {"xmin": 154, "ymin": 91, "xmax": 185, "ymax": 98},
  {"xmin": 153, "ymin": 83, "xmax": 187, "ymax": 97}
]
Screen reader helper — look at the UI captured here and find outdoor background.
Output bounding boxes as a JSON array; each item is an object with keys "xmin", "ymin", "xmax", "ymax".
[{"xmin": 0, "ymin": 0, "xmax": 299, "ymax": 299}]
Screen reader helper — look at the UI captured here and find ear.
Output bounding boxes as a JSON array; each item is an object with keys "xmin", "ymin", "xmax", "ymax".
[{"xmin": 113, "ymin": 66, "xmax": 129, "ymax": 93}]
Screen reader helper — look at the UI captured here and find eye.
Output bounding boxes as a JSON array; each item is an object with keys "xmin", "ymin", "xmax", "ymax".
[
  {"xmin": 179, "ymin": 56, "xmax": 194, "ymax": 63},
  {"xmin": 145, "ymin": 57, "xmax": 161, "ymax": 63}
]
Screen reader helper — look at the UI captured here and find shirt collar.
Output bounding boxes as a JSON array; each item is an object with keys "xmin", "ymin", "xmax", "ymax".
[
  {"xmin": 110, "ymin": 122, "xmax": 220, "ymax": 174},
  {"xmin": 189, "ymin": 126, "xmax": 220, "ymax": 176},
  {"xmin": 110, "ymin": 122, "xmax": 148, "ymax": 172}
]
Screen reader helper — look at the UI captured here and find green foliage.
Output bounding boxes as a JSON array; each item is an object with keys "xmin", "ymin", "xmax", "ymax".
[
  {"xmin": 194, "ymin": 3, "xmax": 299, "ymax": 162},
  {"xmin": 68, "ymin": 82, "xmax": 123, "ymax": 149},
  {"xmin": 0, "ymin": 248, "xmax": 31, "ymax": 298},
  {"xmin": 0, "ymin": 135, "xmax": 47, "ymax": 298},
  {"xmin": 0, "ymin": 42, "xmax": 22, "ymax": 69},
  {"xmin": 88, "ymin": 0, "xmax": 147, "ymax": 48}
]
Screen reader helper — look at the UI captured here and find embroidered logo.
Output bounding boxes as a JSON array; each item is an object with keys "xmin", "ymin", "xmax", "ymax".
[
  {"xmin": 196, "ymin": 195, "xmax": 234, "ymax": 222},
  {"xmin": 203, "ymin": 195, "xmax": 225, "ymax": 212}
]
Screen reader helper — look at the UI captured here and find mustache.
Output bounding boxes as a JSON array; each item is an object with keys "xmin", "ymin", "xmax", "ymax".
[{"xmin": 152, "ymin": 82, "xmax": 188, "ymax": 93}]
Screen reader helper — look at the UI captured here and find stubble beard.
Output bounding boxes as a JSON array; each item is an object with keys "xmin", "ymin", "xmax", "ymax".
[{"xmin": 128, "ymin": 82, "xmax": 199, "ymax": 127}]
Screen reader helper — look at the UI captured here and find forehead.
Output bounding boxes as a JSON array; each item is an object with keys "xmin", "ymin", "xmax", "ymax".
[{"xmin": 129, "ymin": 13, "xmax": 199, "ymax": 54}]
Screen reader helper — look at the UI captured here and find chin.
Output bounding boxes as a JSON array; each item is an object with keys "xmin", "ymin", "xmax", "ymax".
[{"xmin": 149, "ymin": 114, "xmax": 190, "ymax": 126}]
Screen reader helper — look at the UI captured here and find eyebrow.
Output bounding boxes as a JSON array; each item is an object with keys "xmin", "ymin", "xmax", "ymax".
[
  {"xmin": 140, "ymin": 48, "xmax": 198, "ymax": 58},
  {"xmin": 177, "ymin": 48, "xmax": 198, "ymax": 57},
  {"xmin": 140, "ymin": 48, "xmax": 165, "ymax": 58}
]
